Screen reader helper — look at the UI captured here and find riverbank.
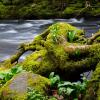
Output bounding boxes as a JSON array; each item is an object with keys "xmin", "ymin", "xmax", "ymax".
[
  {"xmin": 0, "ymin": 0, "xmax": 100, "ymax": 19},
  {"xmin": 0, "ymin": 22, "xmax": 100, "ymax": 99},
  {"xmin": 0, "ymin": 18, "xmax": 100, "ymax": 62}
]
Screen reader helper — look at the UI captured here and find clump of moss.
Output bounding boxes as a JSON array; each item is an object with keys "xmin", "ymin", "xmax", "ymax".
[
  {"xmin": 47, "ymin": 22, "xmax": 84, "ymax": 42},
  {"xmin": 20, "ymin": 22, "xmax": 85, "ymax": 78},
  {"xmin": 84, "ymin": 62, "xmax": 100, "ymax": 100},
  {"xmin": 22, "ymin": 48, "xmax": 55, "ymax": 76},
  {"xmin": 63, "ymin": 7, "xmax": 76, "ymax": 15},
  {"xmin": 0, "ymin": 72, "xmax": 50, "ymax": 100}
]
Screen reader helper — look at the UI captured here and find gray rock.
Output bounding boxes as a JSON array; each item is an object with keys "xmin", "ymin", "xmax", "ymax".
[{"xmin": 0, "ymin": 71, "xmax": 50, "ymax": 100}]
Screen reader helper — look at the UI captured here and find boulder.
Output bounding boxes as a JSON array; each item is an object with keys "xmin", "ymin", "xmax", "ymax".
[{"xmin": 0, "ymin": 71, "xmax": 50, "ymax": 100}]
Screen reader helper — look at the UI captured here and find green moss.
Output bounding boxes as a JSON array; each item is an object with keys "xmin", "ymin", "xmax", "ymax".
[
  {"xmin": 63, "ymin": 7, "xmax": 75, "ymax": 15},
  {"xmin": 47, "ymin": 22, "xmax": 84, "ymax": 42},
  {"xmin": 27, "ymin": 73, "xmax": 50, "ymax": 94},
  {"xmin": 89, "ymin": 44, "xmax": 100, "ymax": 60},
  {"xmin": 0, "ymin": 59, "xmax": 15, "ymax": 69},
  {"xmin": 22, "ymin": 49, "xmax": 46, "ymax": 71},
  {"xmin": 20, "ymin": 22, "xmax": 85, "ymax": 78},
  {"xmin": 22, "ymin": 49, "xmax": 55, "ymax": 76},
  {"xmin": 84, "ymin": 61, "xmax": 100, "ymax": 100},
  {"xmin": 0, "ymin": 72, "xmax": 50, "ymax": 100},
  {"xmin": 89, "ymin": 8, "xmax": 100, "ymax": 16},
  {"xmin": 0, "ymin": 78, "xmax": 27, "ymax": 100},
  {"xmin": 91, "ymin": 62, "xmax": 100, "ymax": 83},
  {"xmin": 95, "ymin": 36, "xmax": 100, "ymax": 43}
]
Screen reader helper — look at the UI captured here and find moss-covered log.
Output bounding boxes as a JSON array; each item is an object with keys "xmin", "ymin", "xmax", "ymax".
[
  {"xmin": 1, "ymin": 22, "xmax": 100, "ymax": 74},
  {"xmin": 87, "ymin": 32, "xmax": 100, "ymax": 45},
  {"xmin": 1, "ymin": 22, "xmax": 100, "ymax": 99}
]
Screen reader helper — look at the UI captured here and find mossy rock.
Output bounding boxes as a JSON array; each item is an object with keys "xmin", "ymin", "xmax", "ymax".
[
  {"xmin": 0, "ymin": 71, "xmax": 50, "ymax": 100},
  {"xmin": 21, "ymin": 22, "xmax": 85, "ymax": 78},
  {"xmin": 22, "ymin": 49, "xmax": 56, "ymax": 77},
  {"xmin": 83, "ymin": 62, "xmax": 100, "ymax": 100}
]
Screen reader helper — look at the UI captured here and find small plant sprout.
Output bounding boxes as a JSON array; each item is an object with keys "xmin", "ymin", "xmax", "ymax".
[
  {"xmin": 49, "ymin": 72, "xmax": 60, "ymax": 88},
  {"xmin": 75, "ymin": 48, "xmax": 81, "ymax": 57},
  {"xmin": 50, "ymin": 23, "xmax": 60, "ymax": 43},
  {"xmin": 67, "ymin": 30, "xmax": 76, "ymax": 42}
]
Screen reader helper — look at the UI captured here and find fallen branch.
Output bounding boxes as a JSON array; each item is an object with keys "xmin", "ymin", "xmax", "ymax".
[{"xmin": 87, "ymin": 32, "xmax": 100, "ymax": 44}]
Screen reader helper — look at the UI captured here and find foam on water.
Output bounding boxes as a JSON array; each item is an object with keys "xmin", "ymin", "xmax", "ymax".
[
  {"xmin": 14, "ymin": 33, "xmax": 38, "ymax": 40},
  {"xmin": 54, "ymin": 18, "xmax": 84, "ymax": 23},
  {"xmin": 0, "ymin": 18, "xmax": 100, "ymax": 61},
  {"xmin": 0, "ymin": 24, "xmax": 8, "ymax": 26},
  {"xmin": 68, "ymin": 18, "xmax": 84, "ymax": 23},
  {"xmin": 0, "ymin": 39, "xmax": 31, "ymax": 44},
  {"xmin": 17, "ymin": 23, "xmax": 33, "ymax": 28},
  {"xmin": 3, "ymin": 29, "xmax": 18, "ymax": 34}
]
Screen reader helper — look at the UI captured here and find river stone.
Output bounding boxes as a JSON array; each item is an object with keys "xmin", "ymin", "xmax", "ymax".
[{"xmin": 0, "ymin": 72, "xmax": 50, "ymax": 100}]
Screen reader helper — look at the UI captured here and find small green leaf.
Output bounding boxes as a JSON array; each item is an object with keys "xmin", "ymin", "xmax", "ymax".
[
  {"xmin": 58, "ymin": 81, "xmax": 72, "ymax": 88},
  {"xmin": 0, "ymin": 73, "xmax": 5, "ymax": 79},
  {"xmin": 67, "ymin": 30, "xmax": 76, "ymax": 42},
  {"xmin": 50, "ymin": 75, "xmax": 60, "ymax": 87},
  {"xmin": 11, "ymin": 67, "xmax": 18, "ymax": 74},
  {"xmin": 58, "ymin": 87, "xmax": 67, "ymax": 95},
  {"xmin": 66, "ymin": 87, "xmax": 74, "ymax": 95},
  {"xmin": 4, "ymin": 73, "xmax": 13, "ymax": 82},
  {"xmin": 49, "ymin": 72, "xmax": 55, "ymax": 79},
  {"xmin": 16, "ymin": 66, "xmax": 23, "ymax": 73}
]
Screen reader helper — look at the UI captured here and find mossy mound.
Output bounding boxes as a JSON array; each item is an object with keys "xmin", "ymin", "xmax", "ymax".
[
  {"xmin": 22, "ymin": 22, "xmax": 84, "ymax": 77},
  {"xmin": 1, "ymin": 22, "xmax": 100, "ymax": 99},
  {"xmin": 84, "ymin": 62, "xmax": 100, "ymax": 100},
  {"xmin": 0, "ymin": 71, "xmax": 50, "ymax": 100}
]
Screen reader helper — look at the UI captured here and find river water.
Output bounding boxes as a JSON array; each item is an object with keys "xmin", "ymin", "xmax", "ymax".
[{"xmin": 0, "ymin": 18, "xmax": 100, "ymax": 62}]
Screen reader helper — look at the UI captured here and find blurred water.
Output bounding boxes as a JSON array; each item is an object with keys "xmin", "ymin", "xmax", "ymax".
[{"xmin": 0, "ymin": 18, "xmax": 100, "ymax": 61}]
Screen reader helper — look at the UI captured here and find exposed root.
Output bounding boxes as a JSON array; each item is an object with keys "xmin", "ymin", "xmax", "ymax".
[{"xmin": 87, "ymin": 32, "xmax": 100, "ymax": 45}]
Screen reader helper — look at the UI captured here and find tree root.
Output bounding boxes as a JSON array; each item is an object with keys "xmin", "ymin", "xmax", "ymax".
[{"xmin": 87, "ymin": 32, "xmax": 100, "ymax": 44}]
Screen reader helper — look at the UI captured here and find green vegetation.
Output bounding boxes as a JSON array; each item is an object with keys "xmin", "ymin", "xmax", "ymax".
[
  {"xmin": 0, "ymin": 67, "xmax": 88, "ymax": 100},
  {"xmin": 49, "ymin": 72, "xmax": 60, "ymax": 88},
  {"xmin": 0, "ymin": 22, "xmax": 100, "ymax": 99},
  {"xmin": 27, "ymin": 87, "xmax": 47, "ymax": 100},
  {"xmin": 0, "ymin": 65, "xmax": 23, "ymax": 85},
  {"xmin": 0, "ymin": 71, "xmax": 50, "ymax": 100},
  {"xmin": 0, "ymin": 0, "xmax": 99, "ymax": 19},
  {"xmin": 49, "ymin": 72, "xmax": 88, "ymax": 100},
  {"xmin": 50, "ymin": 23, "xmax": 60, "ymax": 43},
  {"xmin": 67, "ymin": 30, "xmax": 76, "ymax": 42},
  {"xmin": 21, "ymin": 22, "xmax": 84, "ymax": 77}
]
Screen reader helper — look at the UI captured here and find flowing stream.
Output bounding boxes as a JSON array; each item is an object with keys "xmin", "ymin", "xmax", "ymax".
[{"xmin": 0, "ymin": 18, "xmax": 100, "ymax": 62}]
